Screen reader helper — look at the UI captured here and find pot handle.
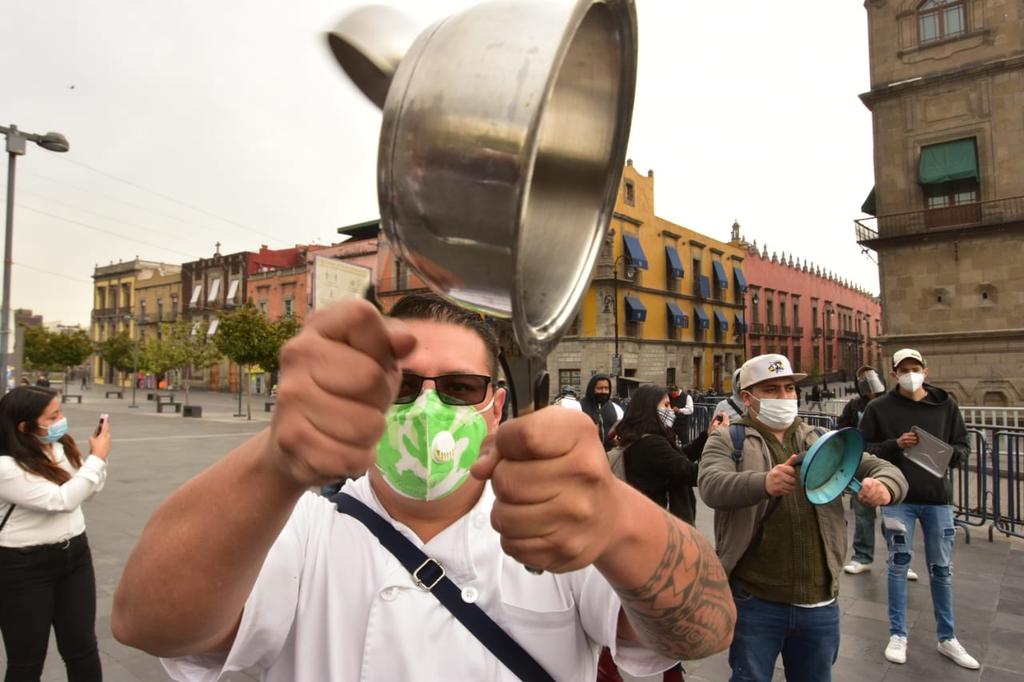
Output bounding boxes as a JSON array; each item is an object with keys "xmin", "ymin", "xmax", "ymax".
[{"xmin": 325, "ymin": 5, "xmax": 421, "ymax": 109}]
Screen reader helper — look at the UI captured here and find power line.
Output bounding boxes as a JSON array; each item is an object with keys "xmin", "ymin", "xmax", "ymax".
[
  {"xmin": 53, "ymin": 155, "xmax": 287, "ymax": 245},
  {"xmin": 14, "ymin": 203, "xmax": 200, "ymax": 260},
  {"xmin": 20, "ymin": 170, "xmax": 264, "ymax": 246},
  {"xmin": 14, "ymin": 189, "xmax": 218, "ymax": 250},
  {"xmin": 13, "ymin": 261, "xmax": 92, "ymax": 285}
]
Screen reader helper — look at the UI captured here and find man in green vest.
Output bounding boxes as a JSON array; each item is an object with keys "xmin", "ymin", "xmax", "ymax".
[{"xmin": 698, "ymin": 353, "xmax": 907, "ymax": 682}]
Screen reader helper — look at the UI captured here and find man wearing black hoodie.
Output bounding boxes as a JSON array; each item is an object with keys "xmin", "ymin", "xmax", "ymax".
[
  {"xmin": 859, "ymin": 349, "xmax": 979, "ymax": 671},
  {"xmin": 580, "ymin": 374, "xmax": 622, "ymax": 449}
]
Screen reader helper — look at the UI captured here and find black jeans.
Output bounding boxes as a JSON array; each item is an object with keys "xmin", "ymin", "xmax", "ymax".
[{"xmin": 0, "ymin": 533, "xmax": 102, "ymax": 681}]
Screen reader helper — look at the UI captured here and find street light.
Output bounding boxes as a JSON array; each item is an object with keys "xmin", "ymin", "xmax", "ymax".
[
  {"xmin": 600, "ymin": 254, "xmax": 635, "ymax": 395},
  {"xmin": 820, "ymin": 306, "xmax": 834, "ymax": 390},
  {"xmin": 123, "ymin": 314, "xmax": 140, "ymax": 408},
  {"xmin": 1, "ymin": 124, "xmax": 69, "ymax": 391}
]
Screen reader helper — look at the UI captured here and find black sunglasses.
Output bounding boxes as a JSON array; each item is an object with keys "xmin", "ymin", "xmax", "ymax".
[{"xmin": 396, "ymin": 373, "xmax": 493, "ymax": 406}]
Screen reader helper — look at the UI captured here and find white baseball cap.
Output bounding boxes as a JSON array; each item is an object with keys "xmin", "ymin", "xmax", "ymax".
[
  {"xmin": 738, "ymin": 354, "xmax": 807, "ymax": 390},
  {"xmin": 892, "ymin": 348, "xmax": 926, "ymax": 369}
]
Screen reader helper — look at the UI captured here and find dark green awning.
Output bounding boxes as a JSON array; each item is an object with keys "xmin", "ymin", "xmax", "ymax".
[
  {"xmin": 919, "ymin": 138, "xmax": 978, "ymax": 185},
  {"xmin": 861, "ymin": 187, "xmax": 876, "ymax": 216}
]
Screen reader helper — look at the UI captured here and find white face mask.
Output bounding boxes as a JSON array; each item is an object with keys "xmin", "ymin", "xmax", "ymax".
[
  {"xmin": 898, "ymin": 371, "xmax": 925, "ymax": 393},
  {"xmin": 749, "ymin": 396, "xmax": 798, "ymax": 431}
]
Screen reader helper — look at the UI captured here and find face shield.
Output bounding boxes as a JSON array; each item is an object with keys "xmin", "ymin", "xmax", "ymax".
[{"xmin": 857, "ymin": 370, "xmax": 885, "ymax": 397}]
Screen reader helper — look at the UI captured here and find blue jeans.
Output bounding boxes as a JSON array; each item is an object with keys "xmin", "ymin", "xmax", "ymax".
[
  {"xmin": 850, "ymin": 497, "xmax": 877, "ymax": 564},
  {"xmin": 728, "ymin": 583, "xmax": 840, "ymax": 682},
  {"xmin": 881, "ymin": 504, "xmax": 956, "ymax": 640}
]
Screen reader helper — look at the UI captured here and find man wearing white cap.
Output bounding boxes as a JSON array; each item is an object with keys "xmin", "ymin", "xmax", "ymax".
[
  {"xmin": 859, "ymin": 348, "xmax": 978, "ymax": 670},
  {"xmin": 699, "ymin": 354, "xmax": 907, "ymax": 682}
]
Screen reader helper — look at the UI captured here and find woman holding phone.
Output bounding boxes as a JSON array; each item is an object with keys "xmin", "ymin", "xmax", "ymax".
[{"xmin": 0, "ymin": 386, "xmax": 110, "ymax": 681}]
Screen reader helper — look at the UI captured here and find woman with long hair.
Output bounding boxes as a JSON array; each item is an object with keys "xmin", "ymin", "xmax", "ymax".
[
  {"xmin": 0, "ymin": 386, "xmax": 111, "ymax": 681},
  {"xmin": 616, "ymin": 384, "xmax": 728, "ymax": 525}
]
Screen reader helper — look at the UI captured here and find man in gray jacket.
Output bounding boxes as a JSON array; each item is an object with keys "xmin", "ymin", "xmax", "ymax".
[{"xmin": 698, "ymin": 354, "xmax": 907, "ymax": 682}]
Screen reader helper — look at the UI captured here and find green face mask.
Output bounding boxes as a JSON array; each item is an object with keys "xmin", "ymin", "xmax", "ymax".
[{"xmin": 375, "ymin": 389, "xmax": 492, "ymax": 501}]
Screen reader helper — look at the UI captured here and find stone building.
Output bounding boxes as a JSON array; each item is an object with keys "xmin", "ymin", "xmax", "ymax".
[
  {"xmin": 857, "ymin": 0, "xmax": 1024, "ymax": 405},
  {"xmin": 133, "ymin": 266, "xmax": 182, "ymax": 343},
  {"xmin": 91, "ymin": 259, "xmax": 178, "ymax": 385},
  {"xmin": 549, "ymin": 161, "xmax": 749, "ymax": 398}
]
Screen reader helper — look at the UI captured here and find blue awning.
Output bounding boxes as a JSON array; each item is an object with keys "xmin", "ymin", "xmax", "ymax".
[
  {"xmin": 734, "ymin": 267, "xmax": 748, "ymax": 293},
  {"xmin": 622, "ymin": 234, "xmax": 649, "ymax": 270},
  {"xmin": 712, "ymin": 261, "xmax": 729, "ymax": 290},
  {"xmin": 693, "ymin": 306, "xmax": 710, "ymax": 330},
  {"xmin": 665, "ymin": 246, "xmax": 684, "ymax": 278},
  {"xmin": 666, "ymin": 301, "xmax": 688, "ymax": 328},
  {"xmin": 714, "ymin": 310, "xmax": 729, "ymax": 332},
  {"xmin": 624, "ymin": 296, "xmax": 647, "ymax": 323},
  {"xmin": 697, "ymin": 275, "xmax": 711, "ymax": 299},
  {"xmin": 734, "ymin": 313, "xmax": 748, "ymax": 333}
]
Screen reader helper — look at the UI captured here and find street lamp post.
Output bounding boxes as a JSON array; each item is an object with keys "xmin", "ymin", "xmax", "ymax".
[
  {"xmin": 1, "ymin": 125, "xmax": 69, "ymax": 391},
  {"xmin": 821, "ymin": 306, "xmax": 834, "ymax": 390},
  {"xmin": 124, "ymin": 314, "xmax": 140, "ymax": 408},
  {"xmin": 601, "ymin": 254, "xmax": 634, "ymax": 396}
]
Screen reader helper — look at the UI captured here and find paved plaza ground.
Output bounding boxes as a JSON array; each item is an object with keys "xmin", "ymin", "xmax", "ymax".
[{"xmin": 4, "ymin": 387, "xmax": 1022, "ymax": 681}]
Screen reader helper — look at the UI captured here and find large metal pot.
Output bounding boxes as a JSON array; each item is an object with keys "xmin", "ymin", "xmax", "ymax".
[{"xmin": 329, "ymin": 0, "xmax": 637, "ymax": 361}]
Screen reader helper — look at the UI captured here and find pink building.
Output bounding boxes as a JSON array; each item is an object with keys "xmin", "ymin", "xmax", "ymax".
[{"xmin": 730, "ymin": 224, "xmax": 883, "ymax": 382}]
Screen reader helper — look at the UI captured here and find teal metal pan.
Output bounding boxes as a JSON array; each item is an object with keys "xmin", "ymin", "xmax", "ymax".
[{"xmin": 799, "ymin": 427, "xmax": 865, "ymax": 505}]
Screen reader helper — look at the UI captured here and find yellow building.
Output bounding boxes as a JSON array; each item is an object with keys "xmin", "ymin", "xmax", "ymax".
[
  {"xmin": 550, "ymin": 161, "xmax": 748, "ymax": 397},
  {"xmin": 91, "ymin": 259, "xmax": 180, "ymax": 385}
]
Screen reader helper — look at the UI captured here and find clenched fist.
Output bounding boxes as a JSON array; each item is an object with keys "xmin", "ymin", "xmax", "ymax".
[
  {"xmin": 470, "ymin": 408, "xmax": 624, "ymax": 573},
  {"xmin": 268, "ymin": 299, "xmax": 417, "ymax": 487},
  {"xmin": 856, "ymin": 477, "xmax": 893, "ymax": 507}
]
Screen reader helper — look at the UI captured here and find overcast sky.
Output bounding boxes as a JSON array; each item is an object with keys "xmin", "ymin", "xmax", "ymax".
[{"xmin": 1, "ymin": 0, "xmax": 878, "ymax": 327}]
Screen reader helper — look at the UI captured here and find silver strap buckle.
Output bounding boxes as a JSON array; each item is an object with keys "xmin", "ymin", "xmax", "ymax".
[{"xmin": 412, "ymin": 558, "xmax": 445, "ymax": 591}]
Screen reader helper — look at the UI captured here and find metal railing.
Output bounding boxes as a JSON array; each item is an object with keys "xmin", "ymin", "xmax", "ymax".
[
  {"xmin": 991, "ymin": 431, "xmax": 1024, "ymax": 540},
  {"xmin": 949, "ymin": 429, "xmax": 991, "ymax": 537},
  {"xmin": 855, "ymin": 195, "xmax": 1024, "ymax": 245}
]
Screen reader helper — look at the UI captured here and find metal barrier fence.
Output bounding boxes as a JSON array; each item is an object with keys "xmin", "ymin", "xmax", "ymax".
[{"xmin": 992, "ymin": 431, "xmax": 1024, "ymax": 540}]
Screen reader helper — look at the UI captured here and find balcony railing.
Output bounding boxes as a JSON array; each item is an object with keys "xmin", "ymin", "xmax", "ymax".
[
  {"xmin": 750, "ymin": 322, "xmax": 764, "ymax": 335},
  {"xmin": 839, "ymin": 329, "xmax": 858, "ymax": 341},
  {"xmin": 780, "ymin": 325, "xmax": 791, "ymax": 337},
  {"xmin": 767, "ymin": 324, "xmax": 778, "ymax": 336},
  {"xmin": 792, "ymin": 326, "xmax": 804, "ymax": 337},
  {"xmin": 812, "ymin": 326, "xmax": 822, "ymax": 338},
  {"xmin": 855, "ymin": 195, "xmax": 1024, "ymax": 247}
]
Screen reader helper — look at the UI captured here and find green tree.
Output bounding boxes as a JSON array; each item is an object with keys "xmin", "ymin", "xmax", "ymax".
[
  {"xmin": 99, "ymin": 332, "xmax": 136, "ymax": 387},
  {"xmin": 138, "ymin": 333, "xmax": 186, "ymax": 389},
  {"xmin": 50, "ymin": 330, "xmax": 95, "ymax": 394},
  {"xmin": 162, "ymin": 319, "xmax": 222, "ymax": 406},
  {"xmin": 214, "ymin": 303, "xmax": 275, "ymax": 420},
  {"xmin": 262, "ymin": 316, "xmax": 301, "ymax": 375},
  {"xmin": 23, "ymin": 325, "xmax": 56, "ymax": 373}
]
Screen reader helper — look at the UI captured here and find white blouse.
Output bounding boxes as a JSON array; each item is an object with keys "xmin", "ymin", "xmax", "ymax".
[{"xmin": 0, "ymin": 443, "xmax": 107, "ymax": 547}]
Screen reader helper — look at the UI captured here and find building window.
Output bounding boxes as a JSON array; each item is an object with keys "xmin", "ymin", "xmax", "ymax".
[
  {"xmin": 157, "ymin": 298, "xmax": 163, "ymax": 321},
  {"xmin": 259, "ymin": 301, "xmax": 269, "ymax": 315},
  {"xmin": 122, "ymin": 284, "xmax": 131, "ymax": 311},
  {"xmin": 171, "ymin": 295, "xmax": 179, "ymax": 318},
  {"xmin": 139, "ymin": 300, "xmax": 146, "ymax": 321},
  {"xmin": 624, "ymin": 180, "xmax": 635, "ymax": 206},
  {"xmin": 924, "ymin": 178, "xmax": 979, "ymax": 208},
  {"xmin": 207, "ymin": 278, "xmax": 222, "ymax": 303},
  {"xmin": 666, "ymin": 367, "xmax": 676, "ymax": 388},
  {"xmin": 395, "ymin": 258, "xmax": 408, "ymax": 290},
  {"xmin": 558, "ymin": 369, "xmax": 582, "ymax": 394},
  {"xmin": 918, "ymin": 0, "xmax": 965, "ymax": 45},
  {"xmin": 97, "ymin": 288, "xmax": 106, "ymax": 310},
  {"xmin": 190, "ymin": 284, "xmax": 203, "ymax": 307},
  {"xmin": 283, "ymin": 299, "xmax": 295, "ymax": 317}
]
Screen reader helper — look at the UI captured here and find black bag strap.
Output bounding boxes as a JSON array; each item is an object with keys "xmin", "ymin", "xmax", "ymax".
[
  {"xmin": 332, "ymin": 493, "xmax": 555, "ymax": 682},
  {"xmin": 0, "ymin": 504, "xmax": 14, "ymax": 533}
]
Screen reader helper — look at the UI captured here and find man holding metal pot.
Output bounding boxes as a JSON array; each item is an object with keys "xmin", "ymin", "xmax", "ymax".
[
  {"xmin": 112, "ymin": 294, "xmax": 736, "ymax": 681},
  {"xmin": 698, "ymin": 354, "xmax": 907, "ymax": 682}
]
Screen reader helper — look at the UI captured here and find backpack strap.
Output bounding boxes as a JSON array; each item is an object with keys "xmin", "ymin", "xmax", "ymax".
[
  {"xmin": 729, "ymin": 424, "xmax": 746, "ymax": 470},
  {"xmin": 0, "ymin": 504, "xmax": 13, "ymax": 534}
]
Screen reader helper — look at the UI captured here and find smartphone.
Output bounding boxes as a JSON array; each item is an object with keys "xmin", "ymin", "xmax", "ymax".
[
  {"xmin": 94, "ymin": 414, "xmax": 108, "ymax": 436},
  {"xmin": 711, "ymin": 414, "xmax": 725, "ymax": 426}
]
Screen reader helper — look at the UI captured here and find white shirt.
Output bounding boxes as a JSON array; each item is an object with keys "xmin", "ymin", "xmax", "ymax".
[
  {"xmin": 163, "ymin": 477, "xmax": 676, "ymax": 681},
  {"xmin": 0, "ymin": 444, "xmax": 107, "ymax": 547},
  {"xmin": 553, "ymin": 396, "xmax": 583, "ymax": 412}
]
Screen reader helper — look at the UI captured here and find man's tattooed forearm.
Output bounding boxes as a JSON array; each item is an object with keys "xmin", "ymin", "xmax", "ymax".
[{"xmin": 616, "ymin": 511, "xmax": 735, "ymax": 660}]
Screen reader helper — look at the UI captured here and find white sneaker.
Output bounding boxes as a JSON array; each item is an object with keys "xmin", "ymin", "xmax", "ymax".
[
  {"xmin": 907, "ymin": 568, "xmax": 919, "ymax": 581},
  {"xmin": 885, "ymin": 635, "xmax": 907, "ymax": 664},
  {"xmin": 938, "ymin": 638, "xmax": 980, "ymax": 669},
  {"xmin": 844, "ymin": 560, "xmax": 870, "ymax": 575}
]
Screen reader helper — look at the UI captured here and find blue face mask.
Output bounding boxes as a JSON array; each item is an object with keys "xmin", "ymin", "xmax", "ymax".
[{"xmin": 37, "ymin": 417, "xmax": 68, "ymax": 444}]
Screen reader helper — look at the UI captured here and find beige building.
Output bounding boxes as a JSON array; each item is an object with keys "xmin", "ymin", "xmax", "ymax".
[
  {"xmin": 857, "ymin": 0, "xmax": 1024, "ymax": 406},
  {"xmin": 91, "ymin": 260, "xmax": 180, "ymax": 385},
  {"xmin": 134, "ymin": 267, "xmax": 183, "ymax": 342}
]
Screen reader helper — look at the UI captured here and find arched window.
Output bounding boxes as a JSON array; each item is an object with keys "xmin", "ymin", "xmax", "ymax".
[{"xmin": 919, "ymin": 0, "xmax": 966, "ymax": 44}]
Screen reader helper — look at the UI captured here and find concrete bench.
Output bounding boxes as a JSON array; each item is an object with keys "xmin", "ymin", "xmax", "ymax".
[
  {"xmin": 155, "ymin": 394, "xmax": 177, "ymax": 404},
  {"xmin": 182, "ymin": 405, "xmax": 202, "ymax": 418},
  {"xmin": 156, "ymin": 401, "xmax": 182, "ymax": 414},
  {"xmin": 62, "ymin": 394, "xmax": 83, "ymax": 404},
  {"xmin": 104, "ymin": 390, "xmax": 124, "ymax": 399},
  {"xmin": 265, "ymin": 400, "xmax": 276, "ymax": 412}
]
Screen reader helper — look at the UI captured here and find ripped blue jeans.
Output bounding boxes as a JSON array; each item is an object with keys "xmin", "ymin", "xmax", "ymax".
[{"xmin": 880, "ymin": 504, "xmax": 956, "ymax": 641}]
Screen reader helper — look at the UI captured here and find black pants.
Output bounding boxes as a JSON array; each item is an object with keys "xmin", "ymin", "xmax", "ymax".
[{"xmin": 0, "ymin": 533, "xmax": 102, "ymax": 681}]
